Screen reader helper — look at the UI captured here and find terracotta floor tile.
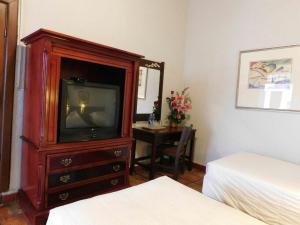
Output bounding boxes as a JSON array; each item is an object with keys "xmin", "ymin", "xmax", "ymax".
[
  {"xmin": 187, "ymin": 182, "xmax": 202, "ymax": 192},
  {"xmin": 131, "ymin": 166, "xmax": 205, "ymax": 186},
  {"xmin": 177, "ymin": 176, "xmax": 193, "ymax": 185},
  {"xmin": 0, "ymin": 214, "xmax": 29, "ymax": 225},
  {"xmin": 0, "ymin": 206, "xmax": 10, "ymax": 220},
  {"xmin": 129, "ymin": 175, "xmax": 147, "ymax": 186}
]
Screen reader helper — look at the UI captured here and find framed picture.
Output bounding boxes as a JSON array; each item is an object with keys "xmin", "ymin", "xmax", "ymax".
[
  {"xmin": 236, "ymin": 45, "xmax": 300, "ymax": 112},
  {"xmin": 138, "ymin": 66, "xmax": 148, "ymax": 99}
]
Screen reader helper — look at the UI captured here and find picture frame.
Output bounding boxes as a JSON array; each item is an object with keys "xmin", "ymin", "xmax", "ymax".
[
  {"xmin": 236, "ymin": 45, "xmax": 300, "ymax": 112},
  {"xmin": 138, "ymin": 66, "xmax": 148, "ymax": 99}
]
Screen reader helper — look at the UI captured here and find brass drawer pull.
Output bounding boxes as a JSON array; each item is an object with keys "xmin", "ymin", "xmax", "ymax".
[
  {"xmin": 59, "ymin": 174, "xmax": 71, "ymax": 183},
  {"xmin": 60, "ymin": 158, "xmax": 72, "ymax": 167},
  {"xmin": 59, "ymin": 192, "xmax": 69, "ymax": 201},
  {"xmin": 110, "ymin": 179, "xmax": 119, "ymax": 186},
  {"xmin": 112, "ymin": 164, "xmax": 121, "ymax": 172},
  {"xmin": 114, "ymin": 150, "xmax": 122, "ymax": 157}
]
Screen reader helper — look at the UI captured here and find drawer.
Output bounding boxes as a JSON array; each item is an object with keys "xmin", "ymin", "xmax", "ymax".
[
  {"xmin": 48, "ymin": 147, "xmax": 128, "ymax": 171},
  {"xmin": 47, "ymin": 175, "xmax": 125, "ymax": 208},
  {"xmin": 48, "ymin": 161, "xmax": 126, "ymax": 188}
]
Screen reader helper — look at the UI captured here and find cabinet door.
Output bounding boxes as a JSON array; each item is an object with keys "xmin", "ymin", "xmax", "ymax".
[
  {"xmin": 0, "ymin": 0, "xmax": 18, "ymax": 192},
  {"xmin": 0, "ymin": 4, "xmax": 5, "ymax": 67},
  {"xmin": 0, "ymin": 1, "xmax": 9, "ymax": 192},
  {"xmin": 43, "ymin": 55, "xmax": 61, "ymax": 144}
]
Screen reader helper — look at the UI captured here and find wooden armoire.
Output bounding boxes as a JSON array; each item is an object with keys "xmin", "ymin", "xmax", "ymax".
[{"xmin": 19, "ymin": 29, "xmax": 143, "ymax": 225}]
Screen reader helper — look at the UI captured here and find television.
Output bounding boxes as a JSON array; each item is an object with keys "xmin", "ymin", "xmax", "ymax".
[{"xmin": 58, "ymin": 79, "xmax": 121, "ymax": 143}]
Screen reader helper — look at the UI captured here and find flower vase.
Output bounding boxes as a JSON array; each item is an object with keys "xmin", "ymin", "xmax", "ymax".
[{"xmin": 170, "ymin": 121, "xmax": 178, "ymax": 128}]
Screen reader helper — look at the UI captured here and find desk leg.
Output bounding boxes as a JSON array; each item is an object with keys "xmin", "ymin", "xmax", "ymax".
[
  {"xmin": 188, "ymin": 132, "xmax": 195, "ymax": 171},
  {"xmin": 130, "ymin": 139, "xmax": 136, "ymax": 175},
  {"xmin": 149, "ymin": 139, "xmax": 157, "ymax": 180}
]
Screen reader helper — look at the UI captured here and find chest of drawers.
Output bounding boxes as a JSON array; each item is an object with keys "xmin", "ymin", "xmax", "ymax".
[
  {"xmin": 20, "ymin": 141, "xmax": 132, "ymax": 225},
  {"xmin": 44, "ymin": 146, "xmax": 129, "ymax": 208}
]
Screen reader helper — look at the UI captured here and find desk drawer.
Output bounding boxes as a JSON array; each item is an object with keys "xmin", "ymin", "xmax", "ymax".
[
  {"xmin": 48, "ymin": 161, "xmax": 126, "ymax": 188},
  {"xmin": 48, "ymin": 148, "xmax": 128, "ymax": 171},
  {"xmin": 47, "ymin": 175, "xmax": 125, "ymax": 208}
]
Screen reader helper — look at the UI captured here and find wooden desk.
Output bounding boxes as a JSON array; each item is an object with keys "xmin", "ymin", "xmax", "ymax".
[{"xmin": 130, "ymin": 127, "xmax": 196, "ymax": 180}]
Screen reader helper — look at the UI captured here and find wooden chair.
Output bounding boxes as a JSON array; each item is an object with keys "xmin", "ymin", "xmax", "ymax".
[{"xmin": 155, "ymin": 126, "xmax": 193, "ymax": 180}]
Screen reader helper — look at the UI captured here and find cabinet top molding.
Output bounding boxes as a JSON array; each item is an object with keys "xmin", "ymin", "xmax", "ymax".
[{"xmin": 21, "ymin": 28, "xmax": 144, "ymax": 60}]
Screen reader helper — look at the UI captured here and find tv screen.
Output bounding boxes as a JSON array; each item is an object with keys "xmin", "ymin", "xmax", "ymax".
[{"xmin": 58, "ymin": 79, "xmax": 120, "ymax": 142}]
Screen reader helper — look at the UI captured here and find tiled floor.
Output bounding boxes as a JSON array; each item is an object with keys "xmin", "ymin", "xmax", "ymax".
[
  {"xmin": 0, "ymin": 168, "xmax": 205, "ymax": 225},
  {"xmin": 130, "ymin": 166, "xmax": 205, "ymax": 191}
]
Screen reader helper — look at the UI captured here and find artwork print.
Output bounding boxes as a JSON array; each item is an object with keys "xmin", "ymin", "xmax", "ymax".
[{"xmin": 248, "ymin": 58, "xmax": 292, "ymax": 89}]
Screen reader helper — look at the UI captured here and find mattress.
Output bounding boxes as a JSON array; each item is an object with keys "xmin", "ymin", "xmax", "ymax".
[
  {"xmin": 47, "ymin": 176, "xmax": 267, "ymax": 225},
  {"xmin": 202, "ymin": 152, "xmax": 300, "ymax": 225}
]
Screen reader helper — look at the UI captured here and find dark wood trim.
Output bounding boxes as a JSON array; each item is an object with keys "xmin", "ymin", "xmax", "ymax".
[
  {"xmin": 0, "ymin": 191, "xmax": 18, "ymax": 204},
  {"xmin": 0, "ymin": 0, "xmax": 18, "ymax": 192},
  {"xmin": 192, "ymin": 163, "xmax": 206, "ymax": 173},
  {"xmin": 20, "ymin": 136, "xmax": 39, "ymax": 149},
  {"xmin": 21, "ymin": 29, "xmax": 143, "ymax": 60},
  {"xmin": 20, "ymin": 29, "xmax": 143, "ymax": 224},
  {"xmin": 133, "ymin": 59, "xmax": 164, "ymax": 122}
]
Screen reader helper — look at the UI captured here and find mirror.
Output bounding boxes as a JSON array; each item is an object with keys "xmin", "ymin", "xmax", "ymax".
[{"xmin": 134, "ymin": 59, "xmax": 164, "ymax": 122}]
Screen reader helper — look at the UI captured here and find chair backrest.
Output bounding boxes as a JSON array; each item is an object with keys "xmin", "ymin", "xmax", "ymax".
[
  {"xmin": 171, "ymin": 126, "xmax": 193, "ymax": 179},
  {"xmin": 175, "ymin": 126, "xmax": 193, "ymax": 159}
]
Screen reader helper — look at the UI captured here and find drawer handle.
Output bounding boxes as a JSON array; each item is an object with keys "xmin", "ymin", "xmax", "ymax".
[
  {"xmin": 114, "ymin": 150, "xmax": 122, "ymax": 157},
  {"xmin": 60, "ymin": 158, "xmax": 72, "ymax": 167},
  {"xmin": 110, "ymin": 179, "xmax": 119, "ymax": 186},
  {"xmin": 59, "ymin": 192, "xmax": 69, "ymax": 201},
  {"xmin": 59, "ymin": 174, "xmax": 71, "ymax": 183},
  {"xmin": 112, "ymin": 164, "xmax": 121, "ymax": 172}
]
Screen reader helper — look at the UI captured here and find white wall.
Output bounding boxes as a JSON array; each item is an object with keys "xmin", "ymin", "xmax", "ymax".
[
  {"xmin": 184, "ymin": 0, "xmax": 300, "ymax": 165},
  {"xmin": 8, "ymin": 0, "xmax": 188, "ymax": 192}
]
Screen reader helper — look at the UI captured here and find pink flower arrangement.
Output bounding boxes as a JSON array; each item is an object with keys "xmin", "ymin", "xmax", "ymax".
[{"xmin": 166, "ymin": 87, "xmax": 191, "ymax": 124}]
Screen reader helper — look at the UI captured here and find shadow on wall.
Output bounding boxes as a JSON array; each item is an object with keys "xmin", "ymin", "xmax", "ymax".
[
  {"xmin": 186, "ymin": 82, "xmax": 214, "ymax": 165},
  {"xmin": 9, "ymin": 45, "xmax": 26, "ymax": 193},
  {"xmin": 196, "ymin": 117, "xmax": 213, "ymax": 165}
]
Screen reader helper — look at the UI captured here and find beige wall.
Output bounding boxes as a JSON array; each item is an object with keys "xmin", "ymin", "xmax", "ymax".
[
  {"xmin": 184, "ymin": 0, "xmax": 300, "ymax": 165},
  {"xmin": 11, "ymin": 0, "xmax": 300, "ymax": 193},
  {"xmin": 8, "ymin": 0, "xmax": 188, "ymax": 192}
]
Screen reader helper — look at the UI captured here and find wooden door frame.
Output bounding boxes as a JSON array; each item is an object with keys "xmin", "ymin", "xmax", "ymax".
[{"xmin": 0, "ymin": 0, "xmax": 18, "ymax": 192}]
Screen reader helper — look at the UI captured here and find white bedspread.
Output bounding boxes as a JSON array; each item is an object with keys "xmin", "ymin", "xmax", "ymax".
[
  {"xmin": 202, "ymin": 152, "xmax": 300, "ymax": 225},
  {"xmin": 47, "ymin": 176, "xmax": 266, "ymax": 225}
]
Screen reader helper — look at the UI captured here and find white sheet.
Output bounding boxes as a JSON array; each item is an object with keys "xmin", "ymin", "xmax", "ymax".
[
  {"xmin": 47, "ymin": 176, "xmax": 267, "ymax": 225},
  {"xmin": 202, "ymin": 152, "xmax": 300, "ymax": 225}
]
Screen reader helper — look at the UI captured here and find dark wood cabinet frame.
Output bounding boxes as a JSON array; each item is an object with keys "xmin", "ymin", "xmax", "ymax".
[
  {"xmin": 0, "ymin": 0, "xmax": 18, "ymax": 192},
  {"xmin": 133, "ymin": 59, "xmax": 164, "ymax": 122},
  {"xmin": 19, "ymin": 29, "xmax": 143, "ymax": 225}
]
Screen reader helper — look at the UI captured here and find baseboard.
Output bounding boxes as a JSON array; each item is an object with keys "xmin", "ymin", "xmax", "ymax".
[
  {"xmin": 0, "ymin": 192, "xmax": 18, "ymax": 204},
  {"xmin": 133, "ymin": 163, "xmax": 206, "ymax": 173},
  {"xmin": 192, "ymin": 163, "xmax": 206, "ymax": 172}
]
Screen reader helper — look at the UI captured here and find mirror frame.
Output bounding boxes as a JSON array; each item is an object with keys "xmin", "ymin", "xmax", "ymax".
[{"xmin": 133, "ymin": 59, "xmax": 165, "ymax": 122}]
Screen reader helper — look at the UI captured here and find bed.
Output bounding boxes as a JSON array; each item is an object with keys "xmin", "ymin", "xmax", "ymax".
[
  {"xmin": 46, "ymin": 176, "xmax": 267, "ymax": 225},
  {"xmin": 202, "ymin": 152, "xmax": 300, "ymax": 225}
]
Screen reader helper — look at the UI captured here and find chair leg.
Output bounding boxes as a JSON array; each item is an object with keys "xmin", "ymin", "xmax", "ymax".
[
  {"xmin": 169, "ymin": 156, "xmax": 173, "ymax": 165},
  {"xmin": 173, "ymin": 174, "xmax": 179, "ymax": 180},
  {"xmin": 181, "ymin": 158, "xmax": 186, "ymax": 174},
  {"xmin": 173, "ymin": 167, "xmax": 179, "ymax": 180},
  {"xmin": 173, "ymin": 158, "xmax": 181, "ymax": 180}
]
